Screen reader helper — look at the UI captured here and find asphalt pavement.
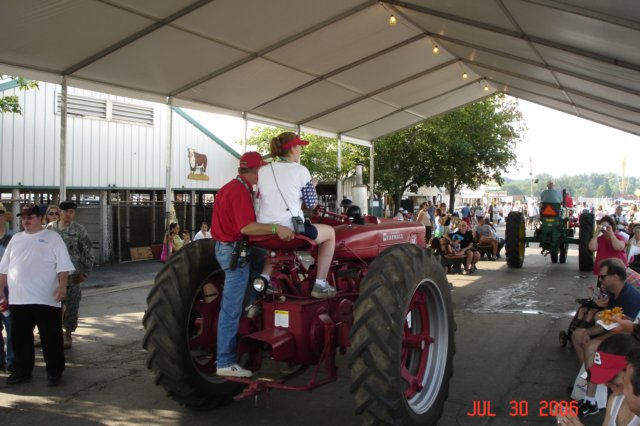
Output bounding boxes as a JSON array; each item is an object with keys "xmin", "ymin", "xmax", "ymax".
[
  {"xmin": 83, "ymin": 259, "xmax": 163, "ymax": 290},
  {"xmin": 0, "ymin": 228, "xmax": 607, "ymax": 425}
]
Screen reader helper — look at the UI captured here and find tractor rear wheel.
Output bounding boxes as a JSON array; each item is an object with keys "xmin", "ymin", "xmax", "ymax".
[
  {"xmin": 505, "ymin": 212, "xmax": 526, "ymax": 268},
  {"xmin": 579, "ymin": 213, "xmax": 595, "ymax": 272},
  {"xmin": 559, "ymin": 240, "xmax": 568, "ymax": 264},
  {"xmin": 142, "ymin": 239, "xmax": 244, "ymax": 409},
  {"xmin": 349, "ymin": 244, "xmax": 455, "ymax": 425}
]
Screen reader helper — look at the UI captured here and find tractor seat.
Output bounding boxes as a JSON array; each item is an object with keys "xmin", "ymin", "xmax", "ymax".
[
  {"xmin": 249, "ymin": 234, "xmax": 316, "ymax": 251},
  {"xmin": 363, "ymin": 215, "xmax": 381, "ymax": 224}
]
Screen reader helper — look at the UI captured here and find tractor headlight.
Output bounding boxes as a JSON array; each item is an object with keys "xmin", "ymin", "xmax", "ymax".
[{"xmin": 253, "ymin": 276, "xmax": 268, "ymax": 292}]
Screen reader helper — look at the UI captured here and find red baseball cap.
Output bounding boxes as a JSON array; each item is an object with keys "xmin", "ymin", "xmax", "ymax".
[
  {"xmin": 281, "ymin": 136, "xmax": 309, "ymax": 150},
  {"xmin": 239, "ymin": 151, "xmax": 267, "ymax": 169},
  {"xmin": 584, "ymin": 351, "xmax": 628, "ymax": 384}
]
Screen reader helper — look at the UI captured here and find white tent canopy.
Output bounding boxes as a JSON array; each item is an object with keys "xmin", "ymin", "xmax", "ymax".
[{"xmin": 1, "ymin": 0, "xmax": 639, "ymax": 142}]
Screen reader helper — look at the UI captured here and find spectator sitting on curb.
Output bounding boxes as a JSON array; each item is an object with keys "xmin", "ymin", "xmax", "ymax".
[
  {"xmin": 446, "ymin": 221, "xmax": 480, "ymax": 274},
  {"xmin": 558, "ymin": 333, "xmax": 640, "ymax": 424},
  {"xmin": 181, "ymin": 229, "xmax": 191, "ymax": 245},
  {"xmin": 193, "ymin": 222, "xmax": 212, "ymax": 241},
  {"xmin": 571, "ymin": 258, "xmax": 640, "ymax": 417},
  {"xmin": 473, "ymin": 217, "xmax": 504, "ymax": 260}
]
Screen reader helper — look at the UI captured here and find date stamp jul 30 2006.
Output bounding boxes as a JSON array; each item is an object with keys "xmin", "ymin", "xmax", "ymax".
[{"xmin": 467, "ymin": 400, "xmax": 579, "ymax": 417}]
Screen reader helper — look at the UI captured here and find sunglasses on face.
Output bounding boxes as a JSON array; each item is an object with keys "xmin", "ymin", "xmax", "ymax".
[{"xmin": 48, "ymin": 211, "xmax": 60, "ymax": 216}]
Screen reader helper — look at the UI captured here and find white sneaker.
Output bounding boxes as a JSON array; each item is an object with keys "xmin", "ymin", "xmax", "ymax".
[
  {"xmin": 216, "ymin": 363, "xmax": 253, "ymax": 378},
  {"xmin": 311, "ymin": 283, "xmax": 336, "ymax": 299}
]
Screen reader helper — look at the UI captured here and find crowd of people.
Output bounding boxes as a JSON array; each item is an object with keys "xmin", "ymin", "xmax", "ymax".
[
  {"xmin": 160, "ymin": 221, "xmax": 212, "ymax": 262},
  {"xmin": 399, "ymin": 200, "xmax": 505, "ymax": 274}
]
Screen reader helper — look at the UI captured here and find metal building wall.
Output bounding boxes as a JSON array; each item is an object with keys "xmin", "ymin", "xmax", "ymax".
[
  {"xmin": 0, "ymin": 81, "xmax": 60, "ymax": 188},
  {"xmin": 0, "ymin": 82, "xmax": 240, "ymax": 191}
]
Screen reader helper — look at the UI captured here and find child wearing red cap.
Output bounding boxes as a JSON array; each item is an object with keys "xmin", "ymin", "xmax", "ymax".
[{"xmin": 559, "ymin": 334, "xmax": 640, "ymax": 424}]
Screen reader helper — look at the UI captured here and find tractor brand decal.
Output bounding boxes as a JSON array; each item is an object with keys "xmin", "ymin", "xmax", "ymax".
[
  {"xmin": 274, "ymin": 310, "xmax": 289, "ymax": 328},
  {"xmin": 382, "ymin": 231, "xmax": 404, "ymax": 242}
]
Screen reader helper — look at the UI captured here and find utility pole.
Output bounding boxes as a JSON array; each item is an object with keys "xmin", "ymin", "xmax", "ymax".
[
  {"xmin": 621, "ymin": 159, "xmax": 628, "ymax": 194},
  {"xmin": 529, "ymin": 156, "xmax": 533, "ymax": 199}
]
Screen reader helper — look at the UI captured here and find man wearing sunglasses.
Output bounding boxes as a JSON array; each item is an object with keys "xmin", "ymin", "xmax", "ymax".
[
  {"xmin": 0, "ymin": 204, "xmax": 75, "ymax": 386},
  {"xmin": 46, "ymin": 201, "xmax": 94, "ymax": 349},
  {"xmin": 571, "ymin": 258, "xmax": 640, "ymax": 416}
]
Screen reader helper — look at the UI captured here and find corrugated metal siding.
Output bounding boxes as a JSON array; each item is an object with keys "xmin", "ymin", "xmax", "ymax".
[{"xmin": 0, "ymin": 82, "xmax": 240, "ymax": 190}]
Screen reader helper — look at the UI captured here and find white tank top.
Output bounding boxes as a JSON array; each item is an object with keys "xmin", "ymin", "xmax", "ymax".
[{"xmin": 607, "ymin": 395, "xmax": 640, "ymax": 426}]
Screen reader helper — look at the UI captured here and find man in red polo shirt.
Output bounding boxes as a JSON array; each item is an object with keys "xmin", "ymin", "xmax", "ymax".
[{"xmin": 211, "ymin": 152, "xmax": 294, "ymax": 378}]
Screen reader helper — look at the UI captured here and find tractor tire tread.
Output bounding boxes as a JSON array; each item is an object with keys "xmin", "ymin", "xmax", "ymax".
[
  {"xmin": 143, "ymin": 239, "xmax": 241, "ymax": 409},
  {"xmin": 349, "ymin": 244, "xmax": 455, "ymax": 425}
]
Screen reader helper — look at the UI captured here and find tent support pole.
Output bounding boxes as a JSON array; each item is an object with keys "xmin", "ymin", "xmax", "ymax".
[
  {"xmin": 59, "ymin": 76, "xmax": 68, "ymax": 202},
  {"xmin": 243, "ymin": 112, "xmax": 248, "ymax": 153},
  {"xmin": 165, "ymin": 99, "xmax": 174, "ymax": 232},
  {"xmin": 337, "ymin": 135, "xmax": 342, "ymax": 211},
  {"xmin": 369, "ymin": 143, "xmax": 374, "ymax": 215}
]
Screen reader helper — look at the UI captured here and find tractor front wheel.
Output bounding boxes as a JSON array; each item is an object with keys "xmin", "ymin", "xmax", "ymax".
[
  {"xmin": 506, "ymin": 212, "xmax": 526, "ymax": 268},
  {"xmin": 349, "ymin": 244, "xmax": 455, "ymax": 425},
  {"xmin": 142, "ymin": 239, "xmax": 244, "ymax": 409}
]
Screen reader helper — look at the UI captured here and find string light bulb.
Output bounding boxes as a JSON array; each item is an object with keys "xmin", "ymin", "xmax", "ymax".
[
  {"xmin": 462, "ymin": 71, "xmax": 468, "ymax": 80},
  {"xmin": 432, "ymin": 45, "xmax": 440, "ymax": 55},
  {"xmin": 483, "ymin": 83, "xmax": 490, "ymax": 92},
  {"xmin": 389, "ymin": 15, "xmax": 397, "ymax": 26}
]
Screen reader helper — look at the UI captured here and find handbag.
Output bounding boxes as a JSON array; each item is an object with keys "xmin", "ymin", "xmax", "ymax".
[
  {"xmin": 160, "ymin": 240, "xmax": 173, "ymax": 263},
  {"xmin": 291, "ymin": 216, "xmax": 305, "ymax": 234}
]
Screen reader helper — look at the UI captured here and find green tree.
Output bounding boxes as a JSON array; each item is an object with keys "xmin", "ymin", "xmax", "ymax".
[
  {"xmin": 244, "ymin": 127, "xmax": 369, "ymax": 183},
  {"xmin": 373, "ymin": 95, "xmax": 523, "ymax": 214},
  {"xmin": 421, "ymin": 95, "xmax": 523, "ymax": 212},
  {"xmin": 596, "ymin": 182, "xmax": 612, "ymax": 198},
  {"xmin": 0, "ymin": 76, "xmax": 39, "ymax": 114},
  {"xmin": 372, "ymin": 127, "xmax": 436, "ymax": 213}
]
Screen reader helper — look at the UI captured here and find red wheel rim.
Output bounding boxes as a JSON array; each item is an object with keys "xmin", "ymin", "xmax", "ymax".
[{"xmin": 401, "ymin": 287, "xmax": 434, "ymax": 399}]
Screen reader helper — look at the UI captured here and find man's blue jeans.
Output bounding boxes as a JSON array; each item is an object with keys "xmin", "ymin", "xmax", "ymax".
[{"xmin": 215, "ymin": 241, "xmax": 263, "ymax": 369}]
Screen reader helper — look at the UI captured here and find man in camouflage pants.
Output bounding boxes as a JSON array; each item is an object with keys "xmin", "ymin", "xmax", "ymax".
[{"xmin": 47, "ymin": 201, "xmax": 94, "ymax": 349}]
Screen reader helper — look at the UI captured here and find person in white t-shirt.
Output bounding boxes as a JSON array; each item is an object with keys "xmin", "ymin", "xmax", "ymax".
[
  {"xmin": 193, "ymin": 222, "xmax": 212, "ymax": 241},
  {"xmin": 0, "ymin": 204, "xmax": 75, "ymax": 387},
  {"xmin": 257, "ymin": 132, "xmax": 336, "ymax": 298}
]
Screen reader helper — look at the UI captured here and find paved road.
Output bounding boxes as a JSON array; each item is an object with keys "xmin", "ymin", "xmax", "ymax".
[{"xmin": 0, "ymin": 245, "xmax": 604, "ymax": 425}]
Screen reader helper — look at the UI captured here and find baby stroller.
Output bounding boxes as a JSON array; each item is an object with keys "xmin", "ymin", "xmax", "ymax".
[{"xmin": 558, "ymin": 296, "xmax": 600, "ymax": 348}]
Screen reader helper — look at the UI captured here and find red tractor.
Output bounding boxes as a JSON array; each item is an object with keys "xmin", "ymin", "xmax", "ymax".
[{"xmin": 143, "ymin": 208, "xmax": 455, "ymax": 425}]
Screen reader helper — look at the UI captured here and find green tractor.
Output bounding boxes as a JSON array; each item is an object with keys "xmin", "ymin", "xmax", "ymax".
[{"xmin": 505, "ymin": 194, "xmax": 594, "ymax": 271}]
